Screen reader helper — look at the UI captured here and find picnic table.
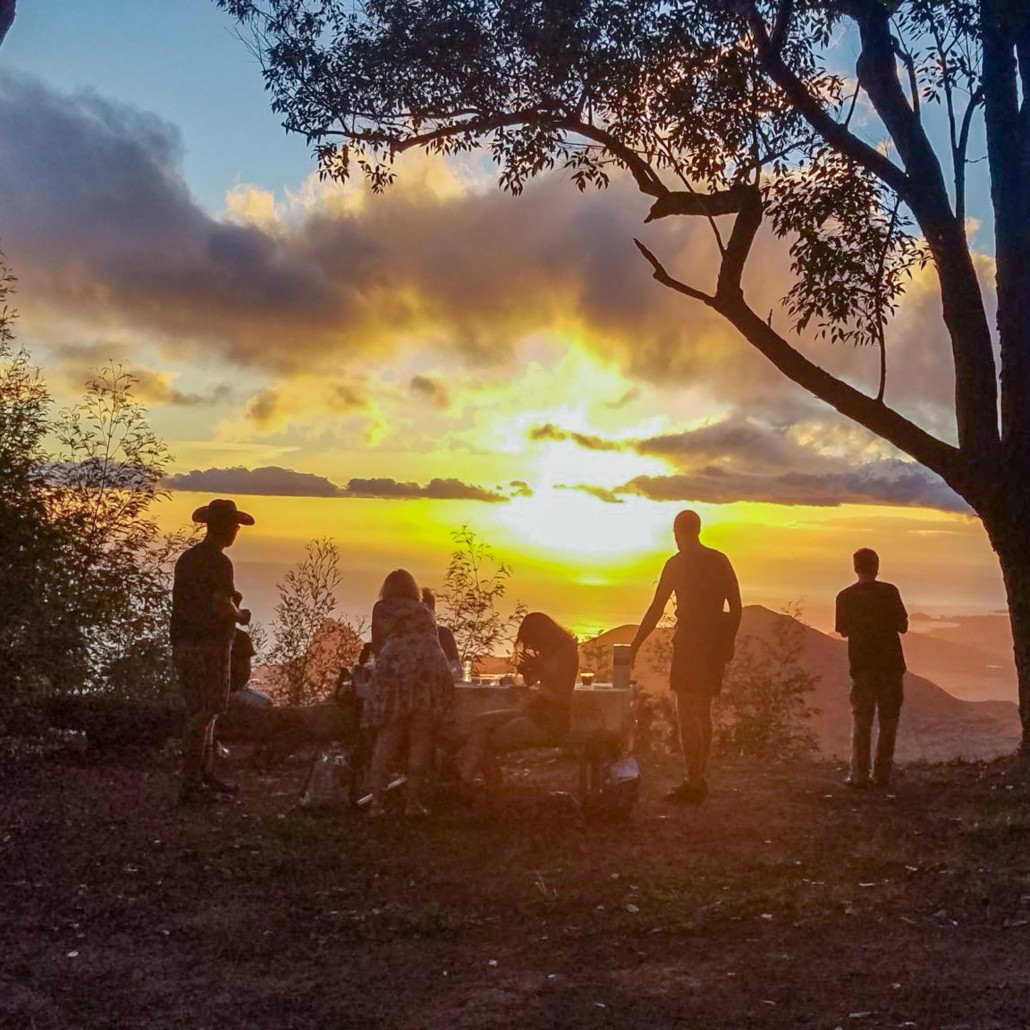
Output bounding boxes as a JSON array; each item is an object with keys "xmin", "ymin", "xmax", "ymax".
[{"xmin": 452, "ymin": 680, "xmax": 635, "ymax": 798}]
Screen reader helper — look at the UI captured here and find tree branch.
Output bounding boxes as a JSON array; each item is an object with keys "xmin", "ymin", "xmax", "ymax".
[
  {"xmin": 389, "ymin": 111, "xmax": 667, "ymax": 198},
  {"xmin": 745, "ymin": 5, "xmax": 910, "ymax": 199},
  {"xmin": 955, "ymin": 87, "xmax": 984, "ymax": 227},
  {"xmin": 716, "ymin": 186, "xmax": 763, "ymax": 302},
  {"xmin": 644, "ymin": 183, "xmax": 754, "ymax": 222},
  {"xmin": 0, "ymin": 0, "xmax": 14, "ymax": 49},
  {"xmin": 632, "ymin": 240, "xmax": 714, "ymax": 305},
  {"xmin": 633, "ymin": 240, "xmax": 964, "ymax": 486}
]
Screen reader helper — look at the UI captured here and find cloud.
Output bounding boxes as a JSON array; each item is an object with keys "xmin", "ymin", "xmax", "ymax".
[
  {"xmin": 163, "ymin": 465, "xmax": 512, "ymax": 502},
  {"xmin": 0, "ymin": 71, "xmax": 988, "ymax": 450},
  {"xmin": 164, "ymin": 465, "xmax": 342, "ymax": 497},
  {"xmin": 529, "ymin": 423, "xmax": 623, "ymax": 451},
  {"xmin": 340, "ymin": 477, "xmax": 507, "ymax": 502},
  {"xmin": 130, "ymin": 369, "xmax": 231, "ymax": 408},
  {"xmin": 531, "ymin": 414, "xmax": 967, "ymax": 512},
  {"xmin": 617, "ymin": 461, "xmax": 969, "ymax": 512},
  {"xmin": 557, "ymin": 483, "xmax": 626, "ymax": 504},
  {"xmin": 409, "ymin": 375, "xmax": 450, "ymax": 408}
]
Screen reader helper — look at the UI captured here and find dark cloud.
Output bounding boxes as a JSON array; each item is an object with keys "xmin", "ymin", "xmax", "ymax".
[
  {"xmin": 409, "ymin": 375, "xmax": 450, "ymax": 408},
  {"xmin": 341, "ymin": 477, "xmax": 506, "ymax": 502},
  {"xmin": 557, "ymin": 484, "xmax": 626, "ymax": 504},
  {"xmin": 163, "ymin": 466, "xmax": 508, "ymax": 502},
  {"xmin": 618, "ymin": 461, "xmax": 969, "ymax": 512},
  {"xmin": 164, "ymin": 466, "xmax": 341, "ymax": 497},
  {"xmin": 0, "ymin": 72, "xmax": 981, "ymax": 443},
  {"xmin": 533, "ymin": 413, "xmax": 969, "ymax": 512},
  {"xmin": 131, "ymin": 369, "xmax": 232, "ymax": 408},
  {"xmin": 529, "ymin": 424, "xmax": 623, "ymax": 451}
]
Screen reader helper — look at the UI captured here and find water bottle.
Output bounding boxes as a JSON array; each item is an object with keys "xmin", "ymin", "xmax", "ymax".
[{"xmin": 612, "ymin": 644, "xmax": 632, "ymax": 690}]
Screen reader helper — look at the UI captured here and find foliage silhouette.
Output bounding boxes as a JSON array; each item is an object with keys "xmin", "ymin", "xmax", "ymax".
[
  {"xmin": 439, "ymin": 525, "xmax": 525, "ymax": 668},
  {"xmin": 267, "ymin": 537, "xmax": 365, "ymax": 704}
]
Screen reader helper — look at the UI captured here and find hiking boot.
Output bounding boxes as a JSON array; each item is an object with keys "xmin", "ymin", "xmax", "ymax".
[
  {"xmin": 844, "ymin": 776, "xmax": 869, "ymax": 790},
  {"xmin": 203, "ymin": 773, "xmax": 240, "ymax": 795}
]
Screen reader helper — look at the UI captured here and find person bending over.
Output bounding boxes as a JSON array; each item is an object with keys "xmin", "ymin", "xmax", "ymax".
[
  {"xmin": 456, "ymin": 612, "xmax": 579, "ymax": 785},
  {"xmin": 630, "ymin": 510, "xmax": 741, "ymax": 804}
]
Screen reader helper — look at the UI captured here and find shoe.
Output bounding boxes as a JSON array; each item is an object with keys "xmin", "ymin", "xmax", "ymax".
[
  {"xmin": 845, "ymin": 776, "xmax": 869, "ymax": 789},
  {"xmin": 664, "ymin": 780, "xmax": 708, "ymax": 804},
  {"xmin": 203, "ymin": 773, "xmax": 240, "ymax": 795}
]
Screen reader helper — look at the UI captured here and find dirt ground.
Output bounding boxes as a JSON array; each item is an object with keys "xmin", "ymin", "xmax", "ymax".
[{"xmin": 3, "ymin": 739, "xmax": 1030, "ymax": 1030}]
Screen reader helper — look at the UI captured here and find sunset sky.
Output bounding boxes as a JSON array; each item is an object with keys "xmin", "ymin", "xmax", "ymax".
[{"xmin": 0, "ymin": 1, "xmax": 1009, "ymax": 638}]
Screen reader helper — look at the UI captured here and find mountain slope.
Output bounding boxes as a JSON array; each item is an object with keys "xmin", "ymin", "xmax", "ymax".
[{"xmin": 583, "ymin": 606, "xmax": 1019, "ymax": 762}]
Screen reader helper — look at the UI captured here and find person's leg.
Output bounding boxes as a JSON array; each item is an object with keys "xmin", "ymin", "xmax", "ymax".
[
  {"xmin": 678, "ymin": 693, "xmax": 713, "ymax": 786},
  {"xmin": 849, "ymin": 676, "xmax": 875, "ymax": 786},
  {"xmin": 180, "ymin": 708, "xmax": 208, "ymax": 802},
  {"xmin": 455, "ymin": 708, "xmax": 524, "ymax": 783},
  {"xmin": 367, "ymin": 719, "xmax": 405, "ymax": 815},
  {"xmin": 406, "ymin": 711, "xmax": 436, "ymax": 814},
  {"xmin": 873, "ymin": 674, "xmax": 903, "ymax": 786}
]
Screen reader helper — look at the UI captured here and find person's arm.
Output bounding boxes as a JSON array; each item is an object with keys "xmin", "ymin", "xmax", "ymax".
[
  {"xmin": 212, "ymin": 561, "xmax": 249, "ymax": 626},
  {"xmin": 371, "ymin": 603, "xmax": 385, "ymax": 656},
  {"xmin": 630, "ymin": 561, "xmax": 674, "ymax": 664},
  {"xmin": 893, "ymin": 586, "xmax": 909, "ymax": 635},
  {"xmin": 724, "ymin": 556, "xmax": 742, "ymax": 636},
  {"xmin": 835, "ymin": 592, "xmax": 849, "ymax": 637}
]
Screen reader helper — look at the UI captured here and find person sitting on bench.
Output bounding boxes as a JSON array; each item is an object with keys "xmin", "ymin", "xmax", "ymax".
[{"xmin": 456, "ymin": 611, "xmax": 578, "ymax": 784}]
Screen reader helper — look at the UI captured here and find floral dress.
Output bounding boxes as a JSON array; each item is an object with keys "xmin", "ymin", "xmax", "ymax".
[{"xmin": 364, "ymin": 598, "xmax": 455, "ymax": 728}]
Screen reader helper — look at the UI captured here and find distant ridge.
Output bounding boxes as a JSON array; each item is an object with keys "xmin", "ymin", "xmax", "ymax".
[{"xmin": 582, "ymin": 605, "xmax": 1019, "ymax": 763}]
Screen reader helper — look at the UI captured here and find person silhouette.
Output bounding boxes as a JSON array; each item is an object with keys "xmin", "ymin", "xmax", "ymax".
[
  {"xmin": 630, "ymin": 510, "xmax": 741, "ymax": 803},
  {"xmin": 455, "ymin": 612, "xmax": 579, "ymax": 786},
  {"xmin": 835, "ymin": 548, "xmax": 908, "ymax": 788},
  {"xmin": 364, "ymin": 569, "xmax": 455, "ymax": 817},
  {"xmin": 171, "ymin": 499, "xmax": 254, "ymax": 805}
]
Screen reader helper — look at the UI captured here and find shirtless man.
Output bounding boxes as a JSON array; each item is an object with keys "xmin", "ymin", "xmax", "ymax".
[{"xmin": 631, "ymin": 510, "xmax": 742, "ymax": 803}]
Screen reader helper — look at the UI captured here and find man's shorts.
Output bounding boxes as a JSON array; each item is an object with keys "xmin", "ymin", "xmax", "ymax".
[
  {"xmin": 174, "ymin": 640, "xmax": 232, "ymax": 720},
  {"xmin": 669, "ymin": 635, "xmax": 727, "ymax": 697},
  {"xmin": 849, "ymin": 671, "xmax": 904, "ymax": 720}
]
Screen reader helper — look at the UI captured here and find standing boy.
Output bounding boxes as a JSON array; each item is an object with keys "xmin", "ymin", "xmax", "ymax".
[
  {"xmin": 171, "ymin": 498, "xmax": 254, "ymax": 805},
  {"xmin": 835, "ymin": 548, "xmax": 908, "ymax": 788},
  {"xmin": 631, "ymin": 510, "xmax": 742, "ymax": 803}
]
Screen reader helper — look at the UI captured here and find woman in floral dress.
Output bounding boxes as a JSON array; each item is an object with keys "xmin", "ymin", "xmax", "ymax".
[{"xmin": 366, "ymin": 569, "xmax": 454, "ymax": 816}]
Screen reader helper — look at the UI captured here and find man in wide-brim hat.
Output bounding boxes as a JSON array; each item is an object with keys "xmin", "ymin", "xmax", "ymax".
[{"xmin": 171, "ymin": 498, "xmax": 255, "ymax": 805}]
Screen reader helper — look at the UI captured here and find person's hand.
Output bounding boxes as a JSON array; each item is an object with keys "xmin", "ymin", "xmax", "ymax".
[{"xmin": 237, "ymin": 608, "xmax": 252, "ymax": 626}]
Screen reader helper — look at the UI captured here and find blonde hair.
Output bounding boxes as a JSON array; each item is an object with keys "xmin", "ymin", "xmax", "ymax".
[{"xmin": 380, "ymin": 568, "xmax": 420, "ymax": 601}]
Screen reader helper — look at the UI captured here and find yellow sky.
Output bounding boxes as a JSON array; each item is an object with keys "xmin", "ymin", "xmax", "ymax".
[{"xmin": 155, "ymin": 490, "xmax": 1003, "ymax": 642}]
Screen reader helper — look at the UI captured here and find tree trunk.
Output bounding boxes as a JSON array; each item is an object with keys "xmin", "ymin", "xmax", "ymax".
[{"xmin": 982, "ymin": 499, "xmax": 1030, "ymax": 753}]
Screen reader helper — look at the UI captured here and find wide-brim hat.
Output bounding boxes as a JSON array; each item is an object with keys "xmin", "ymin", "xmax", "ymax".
[{"xmin": 192, "ymin": 498, "xmax": 255, "ymax": 527}]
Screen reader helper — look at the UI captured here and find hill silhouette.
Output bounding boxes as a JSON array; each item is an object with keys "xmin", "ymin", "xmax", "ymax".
[{"xmin": 584, "ymin": 606, "xmax": 1019, "ymax": 762}]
